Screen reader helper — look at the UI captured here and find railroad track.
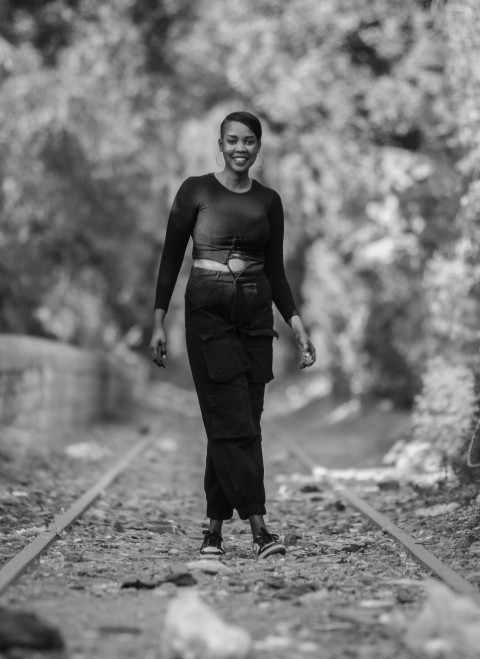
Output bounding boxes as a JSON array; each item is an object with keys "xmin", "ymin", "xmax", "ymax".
[
  {"xmin": 0, "ymin": 435, "xmax": 153, "ymax": 594},
  {"xmin": 1, "ymin": 411, "xmax": 479, "ymax": 617},
  {"xmin": 269, "ymin": 419, "xmax": 480, "ymax": 607}
]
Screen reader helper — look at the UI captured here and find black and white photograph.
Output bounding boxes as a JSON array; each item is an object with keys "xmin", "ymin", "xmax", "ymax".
[{"xmin": 1, "ymin": 1, "xmax": 480, "ymax": 657}]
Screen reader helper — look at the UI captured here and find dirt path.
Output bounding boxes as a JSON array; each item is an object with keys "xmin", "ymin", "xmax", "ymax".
[
  {"xmin": 0, "ymin": 384, "xmax": 424, "ymax": 658},
  {"xmin": 0, "ymin": 382, "xmax": 477, "ymax": 658}
]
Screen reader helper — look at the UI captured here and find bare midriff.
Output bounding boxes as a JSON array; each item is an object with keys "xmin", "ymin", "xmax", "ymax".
[{"xmin": 193, "ymin": 257, "xmax": 250, "ymax": 274}]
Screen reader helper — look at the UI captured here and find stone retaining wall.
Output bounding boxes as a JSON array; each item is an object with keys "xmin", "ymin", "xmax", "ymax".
[{"xmin": 0, "ymin": 335, "xmax": 143, "ymax": 447}]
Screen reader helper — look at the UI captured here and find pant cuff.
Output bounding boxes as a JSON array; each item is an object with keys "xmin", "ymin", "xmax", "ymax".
[
  {"xmin": 206, "ymin": 506, "xmax": 234, "ymax": 521},
  {"xmin": 237, "ymin": 503, "xmax": 266, "ymax": 520}
]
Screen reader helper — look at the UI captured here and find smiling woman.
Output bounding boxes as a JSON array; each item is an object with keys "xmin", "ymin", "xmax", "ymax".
[{"xmin": 150, "ymin": 111, "xmax": 316, "ymax": 559}]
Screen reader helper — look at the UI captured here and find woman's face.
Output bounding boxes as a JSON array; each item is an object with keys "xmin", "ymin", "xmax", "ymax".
[{"xmin": 219, "ymin": 121, "xmax": 261, "ymax": 173}]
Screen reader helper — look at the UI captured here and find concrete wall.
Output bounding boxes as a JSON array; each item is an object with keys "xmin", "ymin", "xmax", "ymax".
[{"xmin": 0, "ymin": 335, "xmax": 144, "ymax": 447}]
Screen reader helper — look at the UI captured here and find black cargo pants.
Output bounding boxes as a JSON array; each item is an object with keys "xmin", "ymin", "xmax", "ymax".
[{"xmin": 185, "ymin": 266, "xmax": 277, "ymax": 520}]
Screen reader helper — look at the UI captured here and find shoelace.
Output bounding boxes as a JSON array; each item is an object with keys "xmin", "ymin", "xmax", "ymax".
[
  {"xmin": 255, "ymin": 530, "xmax": 279, "ymax": 546},
  {"xmin": 203, "ymin": 530, "xmax": 223, "ymax": 545}
]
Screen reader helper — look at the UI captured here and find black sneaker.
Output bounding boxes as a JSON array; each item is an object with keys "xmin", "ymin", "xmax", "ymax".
[
  {"xmin": 200, "ymin": 530, "xmax": 225, "ymax": 556},
  {"xmin": 252, "ymin": 527, "xmax": 286, "ymax": 559}
]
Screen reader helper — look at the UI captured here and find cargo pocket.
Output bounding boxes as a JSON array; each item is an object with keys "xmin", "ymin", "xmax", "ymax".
[
  {"xmin": 206, "ymin": 389, "xmax": 252, "ymax": 439},
  {"xmin": 201, "ymin": 334, "xmax": 248, "ymax": 383},
  {"xmin": 244, "ymin": 333, "xmax": 276, "ymax": 383}
]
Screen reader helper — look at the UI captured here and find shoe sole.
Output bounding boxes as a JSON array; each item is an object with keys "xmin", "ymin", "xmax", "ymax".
[
  {"xmin": 254, "ymin": 544, "xmax": 286, "ymax": 559},
  {"xmin": 199, "ymin": 548, "xmax": 225, "ymax": 556}
]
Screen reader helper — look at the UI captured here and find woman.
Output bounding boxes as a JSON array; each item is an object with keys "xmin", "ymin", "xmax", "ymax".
[{"xmin": 150, "ymin": 111, "xmax": 316, "ymax": 559}]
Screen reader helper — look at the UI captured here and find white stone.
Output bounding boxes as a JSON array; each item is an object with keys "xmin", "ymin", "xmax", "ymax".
[
  {"xmin": 186, "ymin": 560, "xmax": 233, "ymax": 575},
  {"xmin": 163, "ymin": 590, "xmax": 252, "ymax": 659},
  {"xmin": 404, "ymin": 580, "xmax": 480, "ymax": 656}
]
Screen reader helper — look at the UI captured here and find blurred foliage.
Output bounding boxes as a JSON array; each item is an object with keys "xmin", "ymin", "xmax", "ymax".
[
  {"xmin": 1, "ymin": 0, "xmax": 480, "ymax": 420},
  {"xmin": 412, "ymin": 356, "xmax": 475, "ymax": 458},
  {"xmin": 383, "ymin": 356, "xmax": 476, "ymax": 483}
]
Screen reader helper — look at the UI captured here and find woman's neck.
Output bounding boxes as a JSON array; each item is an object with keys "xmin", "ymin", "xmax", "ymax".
[{"xmin": 215, "ymin": 170, "xmax": 252, "ymax": 193}]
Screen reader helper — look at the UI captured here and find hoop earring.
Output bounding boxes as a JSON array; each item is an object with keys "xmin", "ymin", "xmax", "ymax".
[
  {"xmin": 216, "ymin": 153, "xmax": 225, "ymax": 167},
  {"xmin": 255, "ymin": 152, "xmax": 264, "ymax": 168}
]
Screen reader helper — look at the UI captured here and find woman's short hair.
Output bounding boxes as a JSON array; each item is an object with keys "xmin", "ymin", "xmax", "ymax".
[{"xmin": 220, "ymin": 111, "xmax": 262, "ymax": 142}]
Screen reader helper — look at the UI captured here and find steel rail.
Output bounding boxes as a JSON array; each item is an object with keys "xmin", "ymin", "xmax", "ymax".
[
  {"xmin": 0, "ymin": 435, "xmax": 152, "ymax": 594},
  {"xmin": 271, "ymin": 420, "xmax": 480, "ymax": 606}
]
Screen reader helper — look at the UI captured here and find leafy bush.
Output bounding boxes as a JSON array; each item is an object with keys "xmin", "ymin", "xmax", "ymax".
[
  {"xmin": 412, "ymin": 357, "xmax": 475, "ymax": 453},
  {"xmin": 387, "ymin": 356, "xmax": 477, "ymax": 481}
]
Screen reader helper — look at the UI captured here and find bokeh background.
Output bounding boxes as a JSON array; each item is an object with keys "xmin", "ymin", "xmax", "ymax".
[{"xmin": 2, "ymin": 0, "xmax": 480, "ymax": 473}]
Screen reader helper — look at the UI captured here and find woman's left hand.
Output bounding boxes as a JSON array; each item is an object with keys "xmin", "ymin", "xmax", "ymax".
[
  {"xmin": 298, "ymin": 337, "xmax": 316, "ymax": 369},
  {"xmin": 289, "ymin": 315, "xmax": 316, "ymax": 369}
]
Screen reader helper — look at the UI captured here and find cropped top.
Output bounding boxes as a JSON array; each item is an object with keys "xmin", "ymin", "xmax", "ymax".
[{"xmin": 154, "ymin": 173, "xmax": 298, "ymax": 322}]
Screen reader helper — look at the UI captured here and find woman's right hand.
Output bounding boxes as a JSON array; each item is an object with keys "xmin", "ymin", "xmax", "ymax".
[{"xmin": 150, "ymin": 325, "xmax": 167, "ymax": 369}]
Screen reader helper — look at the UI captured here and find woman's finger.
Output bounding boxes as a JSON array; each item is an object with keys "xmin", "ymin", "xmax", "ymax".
[
  {"xmin": 150, "ymin": 341, "xmax": 167, "ymax": 368},
  {"xmin": 159, "ymin": 341, "xmax": 167, "ymax": 365}
]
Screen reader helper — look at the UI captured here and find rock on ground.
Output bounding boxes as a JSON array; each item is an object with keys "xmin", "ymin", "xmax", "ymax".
[{"xmin": 163, "ymin": 590, "xmax": 252, "ymax": 659}]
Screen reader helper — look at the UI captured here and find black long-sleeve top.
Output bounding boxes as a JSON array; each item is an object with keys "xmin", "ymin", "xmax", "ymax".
[{"xmin": 154, "ymin": 173, "xmax": 298, "ymax": 323}]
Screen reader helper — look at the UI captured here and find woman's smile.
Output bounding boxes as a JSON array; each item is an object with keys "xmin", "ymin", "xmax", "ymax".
[
  {"xmin": 232, "ymin": 154, "xmax": 249, "ymax": 164},
  {"xmin": 227, "ymin": 151, "xmax": 255, "ymax": 170}
]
